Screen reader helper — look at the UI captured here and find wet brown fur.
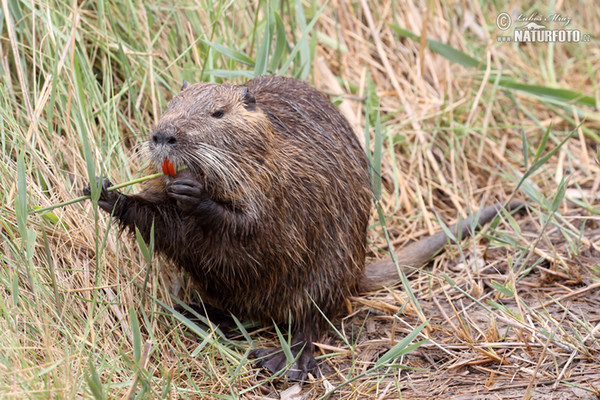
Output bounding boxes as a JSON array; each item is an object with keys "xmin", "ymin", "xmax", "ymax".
[
  {"xmin": 109, "ymin": 76, "xmax": 372, "ymax": 341},
  {"xmin": 94, "ymin": 76, "xmax": 523, "ymax": 377}
]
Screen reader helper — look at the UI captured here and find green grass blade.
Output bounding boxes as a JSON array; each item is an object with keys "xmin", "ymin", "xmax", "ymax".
[
  {"xmin": 273, "ymin": 322, "xmax": 294, "ymax": 364},
  {"xmin": 16, "ymin": 151, "xmax": 28, "ymax": 239},
  {"xmin": 202, "ymin": 40, "xmax": 255, "ymax": 67},
  {"xmin": 490, "ymin": 280, "xmax": 515, "ymax": 297},
  {"xmin": 254, "ymin": 1, "xmax": 273, "ymax": 76},
  {"xmin": 498, "ymin": 77, "xmax": 596, "ymax": 108},
  {"xmin": 129, "ymin": 307, "xmax": 142, "ymax": 364},
  {"xmin": 278, "ymin": 0, "xmax": 328, "ymax": 76},
  {"xmin": 514, "ymin": 125, "xmax": 578, "ymax": 193},
  {"xmin": 85, "ymin": 359, "xmax": 106, "ymax": 400},
  {"xmin": 390, "ymin": 25, "xmax": 481, "ymax": 68},
  {"xmin": 293, "ymin": 0, "xmax": 310, "ymax": 80},
  {"xmin": 269, "ymin": 11, "xmax": 287, "ymax": 72},
  {"xmin": 375, "ymin": 320, "xmax": 428, "ymax": 367},
  {"xmin": 370, "ymin": 80, "xmax": 383, "ymax": 200},
  {"xmin": 521, "ymin": 129, "xmax": 529, "ymax": 169}
]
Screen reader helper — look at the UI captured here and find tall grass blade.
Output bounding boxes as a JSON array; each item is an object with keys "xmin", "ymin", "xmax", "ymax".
[
  {"xmin": 202, "ymin": 40, "xmax": 255, "ymax": 67},
  {"xmin": 254, "ymin": 1, "xmax": 273, "ymax": 76},
  {"xmin": 85, "ymin": 359, "xmax": 106, "ymax": 400},
  {"xmin": 278, "ymin": 0, "xmax": 328, "ymax": 76}
]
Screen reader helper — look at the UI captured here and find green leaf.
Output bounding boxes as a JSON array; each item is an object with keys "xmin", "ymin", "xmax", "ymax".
[
  {"xmin": 442, "ymin": 274, "xmax": 457, "ymax": 287},
  {"xmin": 551, "ymin": 175, "xmax": 568, "ymax": 213},
  {"xmin": 16, "ymin": 151, "xmax": 28, "ymax": 239},
  {"xmin": 490, "ymin": 280, "xmax": 515, "ymax": 297},
  {"xmin": 375, "ymin": 320, "xmax": 428, "ymax": 367},
  {"xmin": 269, "ymin": 11, "xmax": 287, "ymax": 71},
  {"xmin": 135, "ymin": 221, "xmax": 154, "ymax": 265},
  {"xmin": 129, "ymin": 307, "xmax": 142, "ymax": 364},
  {"xmin": 294, "ymin": 0, "xmax": 310, "ymax": 80},
  {"xmin": 203, "ymin": 40, "xmax": 255, "ymax": 66},
  {"xmin": 534, "ymin": 124, "xmax": 552, "ymax": 162},
  {"xmin": 521, "ymin": 129, "xmax": 528, "ymax": 169},
  {"xmin": 72, "ymin": 56, "xmax": 96, "ymax": 191},
  {"xmin": 514, "ymin": 125, "xmax": 578, "ymax": 193},
  {"xmin": 498, "ymin": 77, "xmax": 596, "ymax": 108},
  {"xmin": 369, "ymin": 75, "xmax": 383, "ymax": 201},
  {"xmin": 254, "ymin": 2, "xmax": 273, "ymax": 75},
  {"xmin": 279, "ymin": 0, "xmax": 328, "ymax": 76},
  {"xmin": 273, "ymin": 322, "xmax": 294, "ymax": 364},
  {"xmin": 486, "ymin": 300, "xmax": 519, "ymax": 320},
  {"xmin": 316, "ymin": 31, "xmax": 348, "ymax": 53},
  {"xmin": 390, "ymin": 25, "xmax": 481, "ymax": 68},
  {"xmin": 33, "ymin": 206, "xmax": 68, "ymax": 230},
  {"xmin": 12, "ymin": 272, "xmax": 19, "ymax": 306},
  {"xmin": 25, "ymin": 228, "xmax": 36, "ymax": 263},
  {"xmin": 85, "ymin": 359, "xmax": 106, "ymax": 400}
]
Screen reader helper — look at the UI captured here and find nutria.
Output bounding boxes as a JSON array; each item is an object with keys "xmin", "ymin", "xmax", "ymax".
[{"xmin": 84, "ymin": 75, "xmax": 523, "ymax": 380}]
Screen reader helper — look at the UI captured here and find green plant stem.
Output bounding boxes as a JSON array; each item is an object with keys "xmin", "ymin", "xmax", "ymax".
[{"xmin": 32, "ymin": 171, "xmax": 165, "ymax": 215}]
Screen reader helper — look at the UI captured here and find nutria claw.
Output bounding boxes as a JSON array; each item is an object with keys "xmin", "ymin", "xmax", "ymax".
[
  {"xmin": 166, "ymin": 177, "xmax": 218, "ymax": 215},
  {"xmin": 83, "ymin": 177, "xmax": 122, "ymax": 213}
]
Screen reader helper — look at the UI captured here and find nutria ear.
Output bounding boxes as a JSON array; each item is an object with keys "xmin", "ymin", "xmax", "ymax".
[
  {"xmin": 181, "ymin": 80, "xmax": 190, "ymax": 92},
  {"xmin": 241, "ymin": 86, "xmax": 256, "ymax": 111}
]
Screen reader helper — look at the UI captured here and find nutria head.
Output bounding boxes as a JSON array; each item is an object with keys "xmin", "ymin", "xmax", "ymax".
[{"xmin": 148, "ymin": 82, "xmax": 274, "ymax": 210}]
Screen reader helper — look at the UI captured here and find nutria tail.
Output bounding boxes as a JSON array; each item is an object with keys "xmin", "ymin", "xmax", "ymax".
[{"xmin": 362, "ymin": 201, "xmax": 525, "ymax": 291}]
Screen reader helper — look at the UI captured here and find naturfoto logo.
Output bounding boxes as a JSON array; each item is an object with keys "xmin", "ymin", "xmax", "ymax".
[{"xmin": 496, "ymin": 12, "xmax": 591, "ymax": 43}]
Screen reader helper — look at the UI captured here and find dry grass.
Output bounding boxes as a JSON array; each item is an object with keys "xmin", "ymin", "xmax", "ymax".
[{"xmin": 1, "ymin": 0, "xmax": 599, "ymax": 398}]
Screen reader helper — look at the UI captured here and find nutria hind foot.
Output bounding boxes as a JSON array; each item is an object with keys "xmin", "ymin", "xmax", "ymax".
[
  {"xmin": 251, "ymin": 333, "xmax": 318, "ymax": 381},
  {"xmin": 174, "ymin": 303, "xmax": 241, "ymax": 339}
]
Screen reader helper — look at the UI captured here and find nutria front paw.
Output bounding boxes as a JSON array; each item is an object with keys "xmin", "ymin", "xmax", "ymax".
[
  {"xmin": 83, "ymin": 177, "xmax": 124, "ymax": 213},
  {"xmin": 166, "ymin": 177, "xmax": 221, "ymax": 217}
]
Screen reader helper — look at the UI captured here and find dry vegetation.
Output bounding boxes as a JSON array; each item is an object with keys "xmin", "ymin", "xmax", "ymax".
[{"xmin": 1, "ymin": 0, "xmax": 599, "ymax": 399}]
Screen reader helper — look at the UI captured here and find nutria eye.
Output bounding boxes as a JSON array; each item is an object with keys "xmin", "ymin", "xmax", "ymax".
[{"xmin": 211, "ymin": 110, "xmax": 225, "ymax": 118}]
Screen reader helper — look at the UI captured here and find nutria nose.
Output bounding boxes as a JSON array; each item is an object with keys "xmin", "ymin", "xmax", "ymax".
[{"xmin": 152, "ymin": 130, "xmax": 177, "ymax": 146}]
